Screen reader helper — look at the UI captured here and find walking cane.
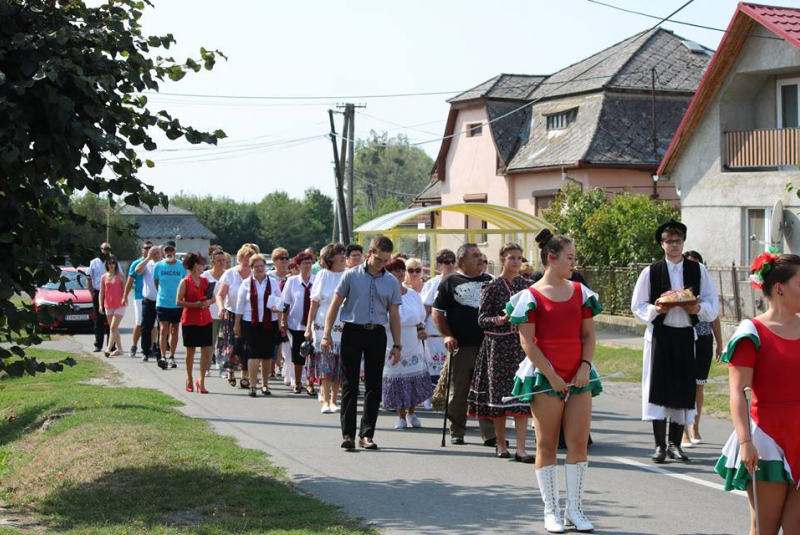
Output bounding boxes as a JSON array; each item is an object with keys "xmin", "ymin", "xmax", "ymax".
[
  {"xmin": 440, "ymin": 350, "xmax": 454, "ymax": 447},
  {"xmin": 743, "ymin": 386, "xmax": 760, "ymax": 535}
]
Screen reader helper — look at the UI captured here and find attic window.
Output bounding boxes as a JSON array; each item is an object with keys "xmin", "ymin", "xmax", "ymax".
[
  {"xmin": 682, "ymin": 40, "xmax": 710, "ymax": 55},
  {"xmin": 545, "ymin": 108, "xmax": 577, "ymax": 131},
  {"xmin": 466, "ymin": 123, "xmax": 483, "ymax": 137}
]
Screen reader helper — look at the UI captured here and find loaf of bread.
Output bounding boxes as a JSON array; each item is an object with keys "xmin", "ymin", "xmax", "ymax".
[{"xmin": 657, "ymin": 288, "xmax": 696, "ymax": 303}]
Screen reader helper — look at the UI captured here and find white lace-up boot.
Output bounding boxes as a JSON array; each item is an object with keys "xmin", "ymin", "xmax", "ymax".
[
  {"xmin": 535, "ymin": 464, "xmax": 565, "ymax": 533},
  {"xmin": 564, "ymin": 461, "xmax": 594, "ymax": 532}
]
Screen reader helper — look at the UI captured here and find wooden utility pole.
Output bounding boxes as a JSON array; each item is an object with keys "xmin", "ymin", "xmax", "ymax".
[
  {"xmin": 336, "ymin": 103, "xmax": 365, "ymax": 243},
  {"xmin": 328, "ymin": 109, "xmax": 350, "ymax": 244}
]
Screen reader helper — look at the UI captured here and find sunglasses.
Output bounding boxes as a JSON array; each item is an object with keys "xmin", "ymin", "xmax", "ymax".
[
  {"xmin": 439, "ymin": 260, "xmax": 455, "ymax": 265},
  {"xmin": 407, "ymin": 268, "xmax": 422, "ymax": 274}
]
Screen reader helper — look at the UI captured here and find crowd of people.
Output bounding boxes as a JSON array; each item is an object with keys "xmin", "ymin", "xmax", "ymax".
[{"xmin": 81, "ymin": 219, "xmax": 800, "ymax": 534}]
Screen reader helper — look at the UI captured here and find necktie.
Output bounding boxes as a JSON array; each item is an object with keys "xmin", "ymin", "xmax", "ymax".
[{"xmin": 301, "ymin": 281, "xmax": 311, "ymax": 327}]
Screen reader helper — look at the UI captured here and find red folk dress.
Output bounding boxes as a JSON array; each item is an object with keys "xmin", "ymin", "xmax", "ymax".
[
  {"xmin": 508, "ymin": 281, "xmax": 603, "ymax": 400},
  {"xmin": 716, "ymin": 319, "xmax": 800, "ymax": 491}
]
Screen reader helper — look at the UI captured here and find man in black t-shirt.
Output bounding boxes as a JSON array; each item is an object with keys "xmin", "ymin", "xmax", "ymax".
[{"xmin": 433, "ymin": 243, "xmax": 497, "ymax": 446}]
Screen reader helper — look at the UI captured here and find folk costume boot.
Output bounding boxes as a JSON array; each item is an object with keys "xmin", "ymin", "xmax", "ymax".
[
  {"xmin": 564, "ymin": 462, "xmax": 594, "ymax": 532},
  {"xmin": 667, "ymin": 421, "xmax": 690, "ymax": 461},
  {"xmin": 651, "ymin": 419, "xmax": 667, "ymax": 463},
  {"xmin": 535, "ymin": 464, "xmax": 565, "ymax": 533}
]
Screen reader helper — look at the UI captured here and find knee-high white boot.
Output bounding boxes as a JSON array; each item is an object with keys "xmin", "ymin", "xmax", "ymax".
[
  {"xmin": 564, "ymin": 461, "xmax": 594, "ymax": 532},
  {"xmin": 535, "ymin": 464, "xmax": 565, "ymax": 533}
]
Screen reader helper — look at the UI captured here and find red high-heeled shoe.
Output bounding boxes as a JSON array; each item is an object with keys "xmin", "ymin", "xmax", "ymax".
[
  {"xmin": 185, "ymin": 380, "xmax": 194, "ymax": 393},
  {"xmin": 195, "ymin": 380, "xmax": 209, "ymax": 394}
]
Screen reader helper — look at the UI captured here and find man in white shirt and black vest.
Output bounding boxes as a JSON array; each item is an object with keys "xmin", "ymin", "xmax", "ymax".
[{"xmin": 631, "ymin": 219, "xmax": 719, "ymax": 463}]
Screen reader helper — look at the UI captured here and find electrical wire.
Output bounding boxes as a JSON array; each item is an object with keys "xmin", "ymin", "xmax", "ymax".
[
  {"xmin": 583, "ymin": 0, "xmax": 783, "ymax": 40},
  {"xmin": 143, "ymin": 89, "xmax": 463, "ymax": 101},
  {"xmin": 334, "ymin": 0, "xmax": 697, "ymax": 150},
  {"xmin": 151, "ymin": 135, "xmax": 327, "ymax": 164}
]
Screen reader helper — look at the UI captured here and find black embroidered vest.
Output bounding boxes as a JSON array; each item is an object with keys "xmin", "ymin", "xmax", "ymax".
[{"xmin": 648, "ymin": 259, "xmax": 701, "ymax": 327}]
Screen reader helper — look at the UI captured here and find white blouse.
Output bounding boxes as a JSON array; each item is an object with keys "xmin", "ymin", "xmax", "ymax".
[
  {"xmin": 282, "ymin": 273, "xmax": 315, "ymax": 331},
  {"xmin": 235, "ymin": 275, "xmax": 282, "ymax": 322}
]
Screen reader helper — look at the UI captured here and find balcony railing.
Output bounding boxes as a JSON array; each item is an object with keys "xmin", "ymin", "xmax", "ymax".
[{"xmin": 725, "ymin": 127, "xmax": 800, "ymax": 169}]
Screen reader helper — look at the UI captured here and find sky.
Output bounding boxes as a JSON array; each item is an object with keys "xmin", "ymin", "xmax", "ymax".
[{"xmin": 131, "ymin": 0, "xmax": 800, "ymax": 203}]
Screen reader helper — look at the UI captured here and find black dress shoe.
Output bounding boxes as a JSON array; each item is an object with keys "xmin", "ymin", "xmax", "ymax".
[
  {"xmin": 359, "ymin": 437, "xmax": 378, "ymax": 450},
  {"xmin": 652, "ymin": 445, "xmax": 667, "ymax": 464},
  {"xmin": 495, "ymin": 447, "xmax": 511, "ymax": 459},
  {"xmin": 93, "ymin": 346, "xmax": 102, "ymax": 353},
  {"xmin": 341, "ymin": 437, "xmax": 356, "ymax": 450},
  {"xmin": 514, "ymin": 453, "xmax": 536, "ymax": 464},
  {"xmin": 667, "ymin": 443, "xmax": 690, "ymax": 462},
  {"xmin": 451, "ymin": 436, "xmax": 465, "ymax": 445}
]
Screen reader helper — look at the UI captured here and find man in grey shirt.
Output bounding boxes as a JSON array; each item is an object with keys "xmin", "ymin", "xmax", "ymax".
[{"xmin": 323, "ymin": 236, "xmax": 402, "ymax": 450}]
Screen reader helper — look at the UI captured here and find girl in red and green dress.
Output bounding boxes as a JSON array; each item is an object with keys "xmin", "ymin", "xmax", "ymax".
[
  {"xmin": 507, "ymin": 229, "xmax": 603, "ymax": 534},
  {"xmin": 716, "ymin": 252, "xmax": 800, "ymax": 534}
]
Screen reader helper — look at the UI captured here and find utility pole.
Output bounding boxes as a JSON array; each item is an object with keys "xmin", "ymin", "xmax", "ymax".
[
  {"xmin": 336, "ymin": 103, "xmax": 365, "ymax": 243},
  {"xmin": 651, "ymin": 67, "xmax": 659, "ymax": 199},
  {"xmin": 327, "ymin": 109, "xmax": 350, "ymax": 244}
]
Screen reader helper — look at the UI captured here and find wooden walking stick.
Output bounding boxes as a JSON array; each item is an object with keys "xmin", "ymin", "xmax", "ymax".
[{"xmin": 440, "ymin": 350, "xmax": 454, "ymax": 447}]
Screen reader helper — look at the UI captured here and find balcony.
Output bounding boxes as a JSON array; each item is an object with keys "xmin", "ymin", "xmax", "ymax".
[{"xmin": 724, "ymin": 127, "xmax": 800, "ymax": 169}]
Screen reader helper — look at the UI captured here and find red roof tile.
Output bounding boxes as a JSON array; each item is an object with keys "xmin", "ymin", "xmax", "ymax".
[{"xmin": 742, "ymin": 3, "xmax": 800, "ymax": 50}]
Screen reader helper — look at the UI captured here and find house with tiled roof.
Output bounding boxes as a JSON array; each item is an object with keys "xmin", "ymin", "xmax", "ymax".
[
  {"xmin": 120, "ymin": 204, "xmax": 216, "ymax": 254},
  {"xmin": 419, "ymin": 27, "xmax": 712, "ymax": 257},
  {"xmin": 658, "ymin": 2, "xmax": 800, "ymax": 267}
]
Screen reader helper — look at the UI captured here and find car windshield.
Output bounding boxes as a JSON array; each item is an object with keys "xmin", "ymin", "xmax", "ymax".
[{"xmin": 43, "ymin": 271, "xmax": 88, "ymax": 291}]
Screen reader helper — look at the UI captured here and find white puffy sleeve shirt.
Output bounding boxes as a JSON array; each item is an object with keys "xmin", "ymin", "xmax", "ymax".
[
  {"xmin": 235, "ymin": 276, "xmax": 282, "ymax": 323},
  {"xmin": 631, "ymin": 260, "xmax": 719, "ymax": 331}
]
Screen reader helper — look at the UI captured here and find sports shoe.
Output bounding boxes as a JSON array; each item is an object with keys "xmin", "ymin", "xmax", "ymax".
[
  {"xmin": 141, "ymin": 353, "xmax": 149, "ymax": 362},
  {"xmin": 168, "ymin": 357, "xmax": 177, "ymax": 368},
  {"xmin": 157, "ymin": 358, "xmax": 167, "ymax": 370},
  {"xmin": 406, "ymin": 414, "xmax": 422, "ymax": 428},
  {"xmin": 130, "ymin": 345, "xmax": 137, "ymax": 358},
  {"xmin": 331, "ymin": 404, "xmax": 341, "ymax": 413},
  {"xmin": 394, "ymin": 418, "xmax": 407, "ymax": 429},
  {"xmin": 321, "ymin": 404, "xmax": 333, "ymax": 414},
  {"xmin": 422, "ymin": 398, "xmax": 432, "ymax": 410}
]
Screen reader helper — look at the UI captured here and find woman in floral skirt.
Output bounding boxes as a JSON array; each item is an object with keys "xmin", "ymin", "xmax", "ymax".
[{"xmin": 468, "ymin": 243, "xmax": 533, "ymax": 462}]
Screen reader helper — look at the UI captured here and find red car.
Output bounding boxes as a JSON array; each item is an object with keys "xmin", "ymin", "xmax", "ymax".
[{"xmin": 34, "ymin": 267, "xmax": 95, "ymax": 332}]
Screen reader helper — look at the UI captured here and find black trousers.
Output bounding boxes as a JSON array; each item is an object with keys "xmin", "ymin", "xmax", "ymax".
[
  {"xmin": 91, "ymin": 291, "xmax": 109, "ymax": 349},
  {"xmin": 340, "ymin": 323, "xmax": 387, "ymax": 440},
  {"xmin": 141, "ymin": 298, "xmax": 157, "ymax": 356}
]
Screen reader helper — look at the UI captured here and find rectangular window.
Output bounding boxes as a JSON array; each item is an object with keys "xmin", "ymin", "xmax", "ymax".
[
  {"xmin": 777, "ymin": 78, "xmax": 800, "ymax": 128},
  {"xmin": 745, "ymin": 208, "xmax": 771, "ymax": 264},
  {"xmin": 545, "ymin": 108, "xmax": 578, "ymax": 131},
  {"xmin": 466, "ymin": 123, "xmax": 483, "ymax": 137},
  {"xmin": 463, "ymin": 196, "xmax": 488, "ymax": 244},
  {"xmin": 535, "ymin": 195, "xmax": 555, "ymax": 216}
]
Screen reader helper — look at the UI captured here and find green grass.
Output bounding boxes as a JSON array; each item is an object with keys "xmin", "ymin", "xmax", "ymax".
[
  {"xmin": 594, "ymin": 344, "xmax": 732, "ymax": 419},
  {"xmin": 0, "ymin": 349, "xmax": 374, "ymax": 534}
]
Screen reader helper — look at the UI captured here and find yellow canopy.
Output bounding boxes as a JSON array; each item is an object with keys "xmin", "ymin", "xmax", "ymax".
[{"xmin": 354, "ymin": 203, "xmax": 548, "ymax": 233}]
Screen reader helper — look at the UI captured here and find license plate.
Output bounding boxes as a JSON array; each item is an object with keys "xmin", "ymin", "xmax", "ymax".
[{"xmin": 65, "ymin": 314, "xmax": 89, "ymax": 321}]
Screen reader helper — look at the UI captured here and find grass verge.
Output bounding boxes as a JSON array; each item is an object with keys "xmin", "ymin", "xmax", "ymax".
[
  {"xmin": 594, "ymin": 344, "xmax": 731, "ymax": 419},
  {"xmin": 0, "ymin": 349, "xmax": 374, "ymax": 534}
]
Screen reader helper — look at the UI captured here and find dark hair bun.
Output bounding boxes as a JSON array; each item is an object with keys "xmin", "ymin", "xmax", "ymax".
[{"xmin": 535, "ymin": 228, "xmax": 554, "ymax": 247}]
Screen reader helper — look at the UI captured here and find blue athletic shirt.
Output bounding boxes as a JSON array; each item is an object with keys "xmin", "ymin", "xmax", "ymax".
[
  {"xmin": 153, "ymin": 259, "xmax": 187, "ymax": 309},
  {"xmin": 128, "ymin": 258, "xmax": 145, "ymax": 300}
]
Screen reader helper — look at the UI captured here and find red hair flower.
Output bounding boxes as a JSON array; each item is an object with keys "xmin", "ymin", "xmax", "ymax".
[{"xmin": 749, "ymin": 252, "xmax": 779, "ymax": 289}]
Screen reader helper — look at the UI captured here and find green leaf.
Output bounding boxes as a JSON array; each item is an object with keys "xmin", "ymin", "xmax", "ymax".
[{"xmin": 145, "ymin": 159, "xmax": 154, "ymax": 168}]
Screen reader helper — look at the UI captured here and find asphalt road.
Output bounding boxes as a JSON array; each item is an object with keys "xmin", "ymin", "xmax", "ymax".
[{"xmin": 42, "ymin": 314, "xmax": 748, "ymax": 535}]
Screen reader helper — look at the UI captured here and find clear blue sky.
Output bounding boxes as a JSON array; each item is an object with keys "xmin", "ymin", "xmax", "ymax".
[{"xmin": 132, "ymin": 0, "xmax": 799, "ymax": 202}]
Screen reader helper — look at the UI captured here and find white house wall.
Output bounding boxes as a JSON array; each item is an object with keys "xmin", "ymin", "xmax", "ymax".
[{"xmin": 670, "ymin": 24, "xmax": 800, "ymax": 266}]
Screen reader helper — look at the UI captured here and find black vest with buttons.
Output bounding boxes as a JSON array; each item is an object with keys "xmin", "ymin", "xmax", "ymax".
[{"xmin": 647, "ymin": 259, "xmax": 701, "ymax": 327}]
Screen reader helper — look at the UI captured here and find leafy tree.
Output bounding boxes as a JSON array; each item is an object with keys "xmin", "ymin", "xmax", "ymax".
[
  {"xmin": 299, "ymin": 188, "xmax": 335, "ymax": 250},
  {"xmin": 257, "ymin": 189, "xmax": 334, "ymax": 254},
  {"xmin": 542, "ymin": 184, "xmax": 679, "ymax": 266},
  {"xmin": 170, "ymin": 193, "xmax": 260, "ymax": 254},
  {"xmin": 354, "ymin": 132, "xmax": 433, "ymax": 216},
  {"xmin": 59, "ymin": 193, "xmax": 139, "ymax": 261},
  {"xmin": 354, "ymin": 196, "xmax": 406, "ymax": 228},
  {"xmin": 0, "ymin": 0, "xmax": 224, "ymax": 377}
]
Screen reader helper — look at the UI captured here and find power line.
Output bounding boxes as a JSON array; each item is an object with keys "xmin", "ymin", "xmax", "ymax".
[
  {"xmin": 143, "ymin": 89, "xmax": 463, "ymax": 101},
  {"xmin": 583, "ymin": 0, "xmax": 783, "ymax": 40},
  {"xmin": 151, "ymin": 135, "xmax": 327, "ymax": 165},
  {"xmin": 335, "ymin": 1, "xmax": 698, "ymax": 150}
]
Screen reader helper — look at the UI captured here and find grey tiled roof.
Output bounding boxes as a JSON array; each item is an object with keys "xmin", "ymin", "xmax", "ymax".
[
  {"xmin": 527, "ymin": 28, "xmax": 711, "ymax": 101},
  {"xmin": 584, "ymin": 94, "xmax": 691, "ymax": 165},
  {"xmin": 487, "ymin": 104, "xmax": 532, "ymax": 165},
  {"xmin": 120, "ymin": 204, "xmax": 216, "ymax": 239},
  {"xmin": 508, "ymin": 94, "xmax": 604, "ymax": 171},
  {"xmin": 507, "ymin": 92, "xmax": 691, "ymax": 171},
  {"xmin": 449, "ymin": 74, "xmax": 546, "ymax": 103},
  {"xmin": 413, "ymin": 179, "xmax": 442, "ymax": 203}
]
